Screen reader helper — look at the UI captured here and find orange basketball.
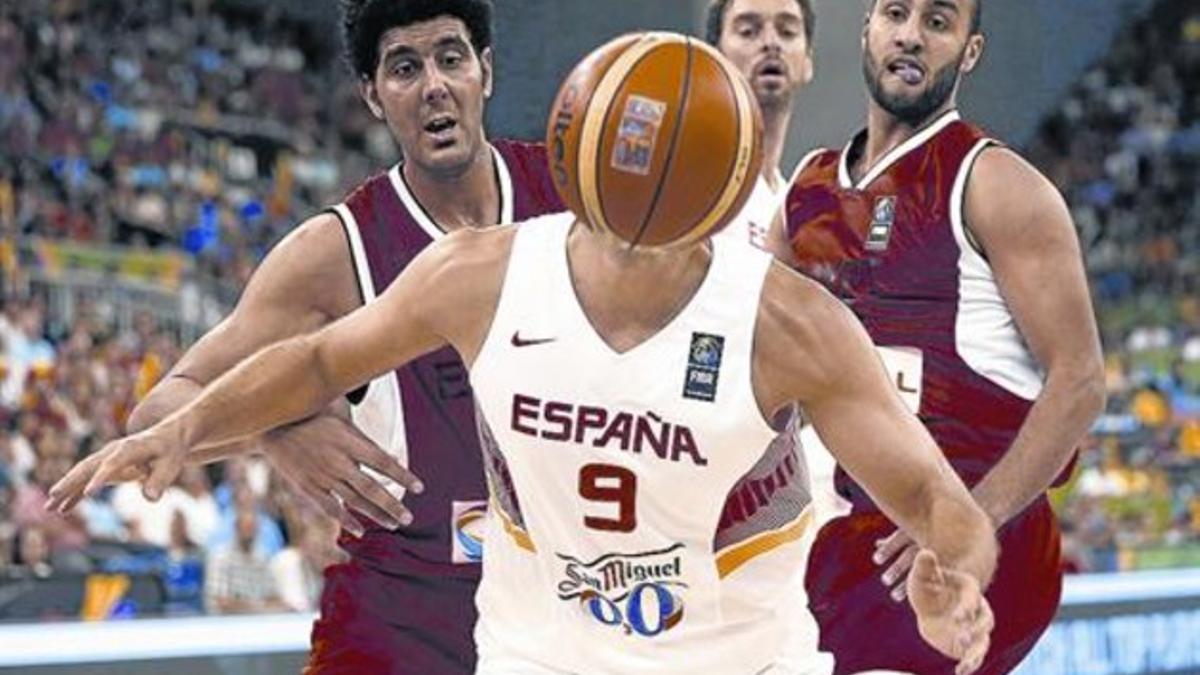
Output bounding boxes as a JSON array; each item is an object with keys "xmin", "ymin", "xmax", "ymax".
[{"xmin": 546, "ymin": 32, "xmax": 763, "ymax": 247}]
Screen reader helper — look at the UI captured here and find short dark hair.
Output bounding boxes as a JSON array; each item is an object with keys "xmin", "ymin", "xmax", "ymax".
[
  {"xmin": 705, "ymin": 0, "xmax": 816, "ymax": 50},
  {"xmin": 340, "ymin": 0, "xmax": 494, "ymax": 79},
  {"xmin": 866, "ymin": 0, "xmax": 982, "ymax": 35}
]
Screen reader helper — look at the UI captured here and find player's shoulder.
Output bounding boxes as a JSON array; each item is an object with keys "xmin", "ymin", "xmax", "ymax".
[
  {"xmin": 758, "ymin": 261, "xmax": 854, "ymax": 345},
  {"xmin": 753, "ymin": 262, "xmax": 878, "ymax": 409},
  {"xmin": 431, "ymin": 223, "xmax": 518, "ymax": 271},
  {"xmin": 966, "ymin": 145, "xmax": 1065, "ymax": 226},
  {"xmin": 493, "ymin": 138, "xmax": 548, "ymax": 168},
  {"xmin": 261, "ymin": 210, "xmax": 349, "ymax": 270},
  {"xmin": 971, "ymin": 144, "xmax": 1050, "ymax": 189},
  {"xmin": 338, "ymin": 166, "xmax": 394, "ymax": 206}
]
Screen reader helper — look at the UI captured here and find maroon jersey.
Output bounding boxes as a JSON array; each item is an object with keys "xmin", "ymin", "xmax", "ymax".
[
  {"xmin": 785, "ymin": 111, "xmax": 1061, "ymax": 675},
  {"xmin": 307, "ymin": 140, "xmax": 563, "ymax": 675}
]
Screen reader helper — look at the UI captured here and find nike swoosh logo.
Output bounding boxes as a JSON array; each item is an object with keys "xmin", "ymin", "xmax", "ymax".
[{"xmin": 511, "ymin": 332, "xmax": 557, "ymax": 348}]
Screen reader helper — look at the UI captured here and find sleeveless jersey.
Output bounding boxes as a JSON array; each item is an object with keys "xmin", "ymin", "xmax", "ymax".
[
  {"xmin": 328, "ymin": 139, "xmax": 562, "ymax": 576},
  {"xmin": 469, "ymin": 213, "xmax": 822, "ymax": 674},
  {"xmin": 785, "ymin": 111, "xmax": 1062, "ymax": 674},
  {"xmin": 716, "ymin": 169, "xmax": 787, "ymax": 250}
]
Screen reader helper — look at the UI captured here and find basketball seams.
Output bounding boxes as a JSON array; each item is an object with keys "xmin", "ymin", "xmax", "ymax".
[
  {"xmin": 577, "ymin": 35, "xmax": 675, "ymax": 235},
  {"xmin": 677, "ymin": 42, "xmax": 759, "ymax": 245},
  {"xmin": 671, "ymin": 55, "xmax": 741, "ymax": 247},
  {"xmin": 628, "ymin": 38, "xmax": 695, "ymax": 247}
]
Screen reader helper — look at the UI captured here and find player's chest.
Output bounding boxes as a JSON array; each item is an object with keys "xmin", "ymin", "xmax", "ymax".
[{"xmin": 790, "ymin": 182, "xmax": 960, "ymax": 301}]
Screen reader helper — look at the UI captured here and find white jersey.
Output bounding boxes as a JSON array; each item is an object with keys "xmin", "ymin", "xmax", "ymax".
[
  {"xmin": 717, "ymin": 170, "xmax": 787, "ymax": 250},
  {"xmin": 470, "ymin": 212, "xmax": 826, "ymax": 674}
]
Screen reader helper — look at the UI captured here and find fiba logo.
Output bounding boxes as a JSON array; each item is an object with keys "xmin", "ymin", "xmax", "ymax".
[
  {"xmin": 690, "ymin": 335, "xmax": 723, "ymax": 368},
  {"xmin": 556, "ymin": 543, "xmax": 688, "ymax": 638},
  {"xmin": 684, "ymin": 333, "xmax": 725, "ymax": 402}
]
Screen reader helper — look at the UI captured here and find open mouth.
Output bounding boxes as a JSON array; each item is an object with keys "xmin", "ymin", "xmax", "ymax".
[
  {"xmin": 424, "ymin": 115, "xmax": 458, "ymax": 135},
  {"xmin": 886, "ymin": 57, "xmax": 926, "ymax": 85},
  {"xmin": 755, "ymin": 60, "xmax": 788, "ymax": 80}
]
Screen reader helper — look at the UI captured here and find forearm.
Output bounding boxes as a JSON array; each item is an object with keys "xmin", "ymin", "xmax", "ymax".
[
  {"xmin": 127, "ymin": 374, "xmax": 259, "ymax": 465},
  {"xmin": 971, "ymin": 368, "xmax": 1105, "ymax": 525},
  {"xmin": 161, "ymin": 337, "xmax": 342, "ymax": 458},
  {"xmin": 921, "ymin": 477, "xmax": 998, "ymax": 588}
]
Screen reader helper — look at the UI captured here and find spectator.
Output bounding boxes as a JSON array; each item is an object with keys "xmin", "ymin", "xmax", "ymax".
[
  {"xmin": 270, "ymin": 513, "xmax": 340, "ymax": 612},
  {"xmin": 204, "ymin": 507, "xmax": 285, "ymax": 615}
]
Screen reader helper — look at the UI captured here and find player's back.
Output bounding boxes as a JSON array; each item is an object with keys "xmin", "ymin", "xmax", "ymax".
[{"xmin": 469, "ymin": 213, "xmax": 822, "ymax": 674}]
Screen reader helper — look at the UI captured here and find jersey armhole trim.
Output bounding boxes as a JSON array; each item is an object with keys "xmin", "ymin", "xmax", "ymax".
[
  {"xmin": 463, "ymin": 224, "xmax": 527, "ymax": 373},
  {"xmin": 952, "ymin": 139, "xmax": 1000, "ymax": 261},
  {"xmin": 329, "ymin": 203, "xmax": 375, "ymax": 406}
]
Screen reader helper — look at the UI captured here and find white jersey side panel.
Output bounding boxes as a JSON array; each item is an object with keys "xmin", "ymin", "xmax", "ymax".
[{"xmin": 330, "ymin": 202, "xmax": 407, "ymax": 498}]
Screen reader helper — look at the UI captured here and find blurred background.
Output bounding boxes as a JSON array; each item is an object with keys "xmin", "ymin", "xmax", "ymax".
[{"xmin": 0, "ymin": 0, "xmax": 1196, "ymax": 673}]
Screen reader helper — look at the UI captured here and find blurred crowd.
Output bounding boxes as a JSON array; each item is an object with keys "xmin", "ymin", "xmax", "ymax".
[
  {"xmin": 0, "ymin": 294, "xmax": 341, "ymax": 620},
  {"xmin": 1029, "ymin": 0, "xmax": 1200, "ymax": 573},
  {"xmin": 1, "ymin": 0, "xmax": 1199, "ymax": 624},
  {"xmin": 0, "ymin": 0, "xmax": 391, "ymax": 288}
]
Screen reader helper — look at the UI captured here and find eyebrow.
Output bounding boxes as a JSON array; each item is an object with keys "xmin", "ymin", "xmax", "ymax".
[
  {"xmin": 380, "ymin": 34, "xmax": 471, "ymax": 62},
  {"xmin": 731, "ymin": 9, "xmax": 802, "ymax": 22},
  {"xmin": 930, "ymin": 0, "xmax": 962, "ymax": 15}
]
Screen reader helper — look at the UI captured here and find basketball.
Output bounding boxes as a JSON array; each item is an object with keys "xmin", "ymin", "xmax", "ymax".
[{"xmin": 546, "ymin": 32, "xmax": 763, "ymax": 247}]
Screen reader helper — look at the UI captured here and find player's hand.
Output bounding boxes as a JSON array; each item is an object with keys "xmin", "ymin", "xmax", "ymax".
[
  {"xmin": 47, "ymin": 426, "xmax": 187, "ymax": 513},
  {"xmin": 262, "ymin": 412, "xmax": 424, "ymax": 538},
  {"xmin": 907, "ymin": 549, "xmax": 994, "ymax": 675},
  {"xmin": 874, "ymin": 528, "xmax": 919, "ymax": 602}
]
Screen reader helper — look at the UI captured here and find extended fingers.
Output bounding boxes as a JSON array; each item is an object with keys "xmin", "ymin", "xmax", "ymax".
[
  {"xmin": 309, "ymin": 487, "xmax": 365, "ymax": 539},
  {"xmin": 341, "ymin": 473, "xmax": 412, "ymax": 530},
  {"xmin": 345, "ymin": 431, "xmax": 424, "ymax": 495},
  {"xmin": 873, "ymin": 529, "xmax": 912, "ymax": 565},
  {"xmin": 882, "ymin": 544, "xmax": 919, "ymax": 602}
]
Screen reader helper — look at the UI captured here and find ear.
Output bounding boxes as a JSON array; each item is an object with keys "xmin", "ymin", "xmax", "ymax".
[
  {"xmin": 800, "ymin": 52, "xmax": 815, "ymax": 88},
  {"xmin": 359, "ymin": 77, "xmax": 385, "ymax": 120},
  {"xmin": 960, "ymin": 33, "xmax": 985, "ymax": 75},
  {"xmin": 480, "ymin": 47, "xmax": 494, "ymax": 100}
]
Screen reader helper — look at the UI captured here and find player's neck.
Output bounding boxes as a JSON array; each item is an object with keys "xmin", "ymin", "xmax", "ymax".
[
  {"xmin": 856, "ymin": 99, "xmax": 957, "ymax": 181},
  {"xmin": 568, "ymin": 223, "xmax": 712, "ymax": 353},
  {"xmin": 403, "ymin": 146, "xmax": 500, "ymax": 232},
  {"xmin": 760, "ymin": 102, "xmax": 792, "ymax": 188}
]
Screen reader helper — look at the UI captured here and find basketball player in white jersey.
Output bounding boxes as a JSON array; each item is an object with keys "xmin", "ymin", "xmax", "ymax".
[
  {"xmin": 708, "ymin": 0, "xmax": 815, "ymax": 248},
  {"xmin": 48, "ymin": 207, "xmax": 1000, "ymax": 674}
]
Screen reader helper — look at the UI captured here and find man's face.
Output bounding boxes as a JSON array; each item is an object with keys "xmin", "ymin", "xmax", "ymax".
[
  {"xmin": 236, "ymin": 510, "xmax": 257, "ymax": 550},
  {"xmin": 862, "ymin": 0, "xmax": 983, "ymax": 125},
  {"xmin": 361, "ymin": 17, "xmax": 493, "ymax": 178},
  {"xmin": 718, "ymin": 0, "xmax": 813, "ymax": 110}
]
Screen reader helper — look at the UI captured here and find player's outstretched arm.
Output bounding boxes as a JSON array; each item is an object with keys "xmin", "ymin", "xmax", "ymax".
[
  {"xmin": 963, "ymin": 147, "xmax": 1106, "ymax": 526},
  {"xmin": 48, "ymin": 227, "xmax": 509, "ymax": 514},
  {"xmin": 110, "ymin": 214, "xmax": 415, "ymax": 534},
  {"xmin": 755, "ymin": 264, "xmax": 997, "ymax": 674},
  {"xmin": 125, "ymin": 213, "xmax": 359, "ymax": 442}
]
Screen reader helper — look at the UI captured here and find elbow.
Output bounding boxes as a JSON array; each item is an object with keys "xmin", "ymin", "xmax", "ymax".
[
  {"xmin": 125, "ymin": 400, "xmax": 156, "ymax": 435},
  {"xmin": 301, "ymin": 334, "xmax": 341, "ymax": 402},
  {"xmin": 1066, "ymin": 358, "xmax": 1107, "ymax": 422}
]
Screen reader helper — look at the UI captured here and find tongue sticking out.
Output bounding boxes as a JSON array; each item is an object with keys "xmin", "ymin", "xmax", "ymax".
[{"xmin": 893, "ymin": 64, "xmax": 923, "ymax": 85}]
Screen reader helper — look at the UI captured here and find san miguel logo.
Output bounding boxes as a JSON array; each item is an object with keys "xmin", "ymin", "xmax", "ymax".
[{"xmin": 556, "ymin": 543, "xmax": 687, "ymax": 637}]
